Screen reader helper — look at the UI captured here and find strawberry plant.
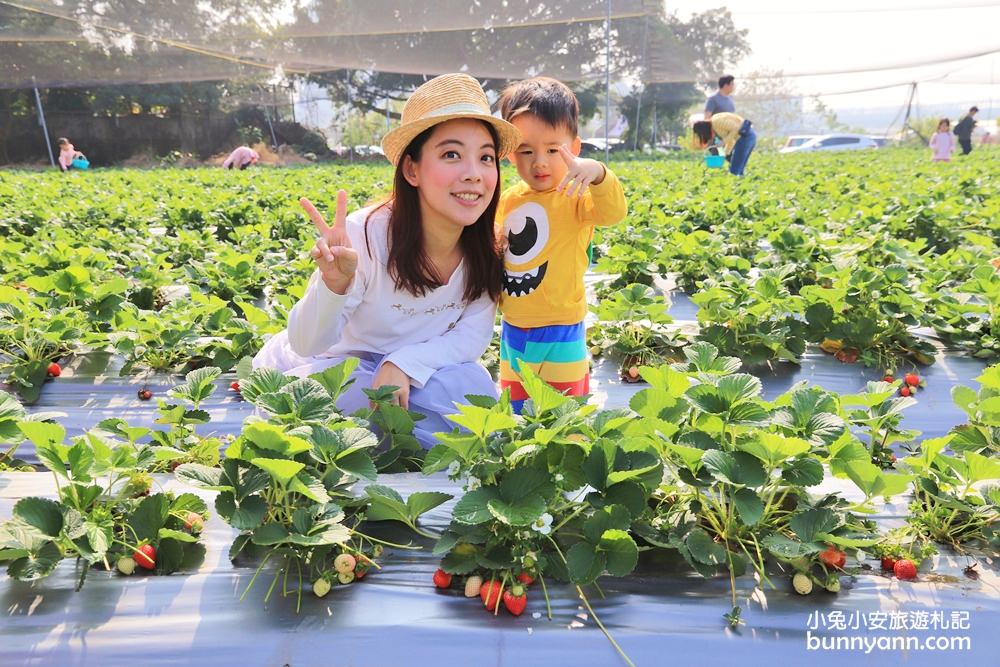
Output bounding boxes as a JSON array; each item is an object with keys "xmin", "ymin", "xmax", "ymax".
[
  {"xmin": 0, "ymin": 390, "xmax": 60, "ymax": 471},
  {"xmin": 802, "ymin": 264, "xmax": 936, "ymax": 368},
  {"xmin": 177, "ymin": 359, "xmax": 447, "ymax": 610},
  {"xmin": 0, "ymin": 420, "xmax": 207, "ymax": 587},
  {"xmin": 900, "ymin": 435, "xmax": 1000, "ymax": 551},
  {"xmin": 949, "ymin": 364, "xmax": 1000, "ymax": 455},
  {"xmin": 628, "ymin": 349, "xmax": 880, "ymax": 626},
  {"xmin": 840, "ymin": 380, "xmax": 919, "ymax": 468},
  {"xmin": 427, "ymin": 368, "xmax": 649, "ymax": 662},
  {"xmin": 590, "ymin": 283, "xmax": 687, "ymax": 377},
  {"xmin": 691, "ymin": 266, "xmax": 810, "ymax": 365}
]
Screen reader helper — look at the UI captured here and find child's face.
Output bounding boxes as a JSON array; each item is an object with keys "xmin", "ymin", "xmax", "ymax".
[
  {"xmin": 508, "ymin": 113, "xmax": 581, "ymax": 192},
  {"xmin": 938, "ymin": 122, "xmax": 949, "ymax": 132}
]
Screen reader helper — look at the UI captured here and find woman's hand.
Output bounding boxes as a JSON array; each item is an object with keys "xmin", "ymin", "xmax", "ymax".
[
  {"xmin": 302, "ymin": 190, "xmax": 358, "ymax": 294},
  {"xmin": 371, "ymin": 361, "xmax": 411, "ymax": 409}
]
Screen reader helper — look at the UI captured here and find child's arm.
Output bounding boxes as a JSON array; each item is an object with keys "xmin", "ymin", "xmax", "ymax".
[{"xmin": 580, "ymin": 165, "xmax": 627, "ymax": 227}]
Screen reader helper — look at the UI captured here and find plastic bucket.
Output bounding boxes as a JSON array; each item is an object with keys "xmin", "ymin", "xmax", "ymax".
[
  {"xmin": 704, "ymin": 154, "xmax": 725, "ymax": 168},
  {"xmin": 71, "ymin": 158, "xmax": 90, "ymax": 169}
]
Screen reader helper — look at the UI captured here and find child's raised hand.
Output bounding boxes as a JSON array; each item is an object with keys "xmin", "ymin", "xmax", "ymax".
[
  {"xmin": 555, "ymin": 145, "xmax": 607, "ymax": 197},
  {"xmin": 302, "ymin": 190, "xmax": 358, "ymax": 294}
]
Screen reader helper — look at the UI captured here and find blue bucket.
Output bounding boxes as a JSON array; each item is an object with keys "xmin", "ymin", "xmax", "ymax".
[
  {"xmin": 704, "ymin": 154, "xmax": 725, "ymax": 168},
  {"xmin": 71, "ymin": 157, "xmax": 90, "ymax": 170}
]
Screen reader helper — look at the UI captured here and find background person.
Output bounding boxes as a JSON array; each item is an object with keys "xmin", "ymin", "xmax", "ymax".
[
  {"xmin": 223, "ymin": 145, "xmax": 259, "ymax": 169},
  {"xmin": 56, "ymin": 137, "xmax": 85, "ymax": 171},
  {"xmin": 954, "ymin": 106, "xmax": 978, "ymax": 156},
  {"xmin": 704, "ymin": 75, "xmax": 736, "ymax": 120},
  {"xmin": 692, "ymin": 112, "xmax": 756, "ymax": 176},
  {"xmin": 929, "ymin": 118, "xmax": 956, "ymax": 162}
]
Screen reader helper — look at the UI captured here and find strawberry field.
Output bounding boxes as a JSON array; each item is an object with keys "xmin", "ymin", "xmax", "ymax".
[{"xmin": 2, "ymin": 148, "xmax": 999, "ymax": 666}]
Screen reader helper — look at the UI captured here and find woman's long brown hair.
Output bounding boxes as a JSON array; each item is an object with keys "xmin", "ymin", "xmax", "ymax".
[{"xmin": 366, "ymin": 121, "xmax": 503, "ymax": 303}]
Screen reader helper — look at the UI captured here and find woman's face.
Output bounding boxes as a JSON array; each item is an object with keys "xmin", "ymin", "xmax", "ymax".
[{"xmin": 403, "ymin": 118, "xmax": 499, "ymax": 231}]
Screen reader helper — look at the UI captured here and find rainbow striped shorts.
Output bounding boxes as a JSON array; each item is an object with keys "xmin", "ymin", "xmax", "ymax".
[{"xmin": 499, "ymin": 321, "xmax": 590, "ymax": 414}]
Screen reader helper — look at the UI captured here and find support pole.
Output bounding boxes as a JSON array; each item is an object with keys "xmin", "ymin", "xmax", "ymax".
[
  {"xmin": 33, "ymin": 80, "xmax": 55, "ymax": 167},
  {"xmin": 604, "ymin": 0, "xmax": 611, "ymax": 163}
]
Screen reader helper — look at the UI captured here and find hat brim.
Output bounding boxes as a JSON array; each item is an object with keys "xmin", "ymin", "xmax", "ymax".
[{"xmin": 381, "ymin": 112, "xmax": 521, "ymax": 167}]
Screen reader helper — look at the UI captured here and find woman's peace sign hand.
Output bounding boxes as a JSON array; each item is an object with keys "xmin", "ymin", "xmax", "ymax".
[{"xmin": 302, "ymin": 190, "xmax": 358, "ymax": 295}]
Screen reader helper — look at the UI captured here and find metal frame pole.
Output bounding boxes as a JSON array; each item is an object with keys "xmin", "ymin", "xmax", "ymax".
[
  {"xmin": 33, "ymin": 79, "xmax": 55, "ymax": 167},
  {"xmin": 604, "ymin": 0, "xmax": 611, "ymax": 163}
]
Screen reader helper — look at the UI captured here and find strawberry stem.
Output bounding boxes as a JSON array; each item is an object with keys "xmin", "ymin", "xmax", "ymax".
[{"xmin": 576, "ymin": 585, "xmax": 635, "ymax": 667}]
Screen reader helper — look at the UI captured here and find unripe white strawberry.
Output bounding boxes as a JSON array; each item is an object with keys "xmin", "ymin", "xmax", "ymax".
[
  {"xmin": 313, "ymin": 578, "xmax": 331, "ymax": 597},
  {"xmin": 117, "ymin": 556, "xmax": 136, "ymax": 575},
  {"xmin": 792, "ymin": 572, "xmax": 813, "ymax": 595},
  {"xmin": 464, "ymin": 575, "xmax": 483, "ymax": 598},
  {"xmin": 337, "ymin": 570, "xmax": 356, "ymax": 585}
]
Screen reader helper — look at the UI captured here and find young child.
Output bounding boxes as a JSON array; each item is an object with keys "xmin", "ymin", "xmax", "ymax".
[
  {"xmin": 929, "ymin": 119, "xmax": 955, "ymax": 162},
  {"xmin": 56, "ymin": 137, "xmax": 84, "ymax": 171},
  {"xmin": 496, "ymin": 77, "xmax": 628, "ymax": 413}
]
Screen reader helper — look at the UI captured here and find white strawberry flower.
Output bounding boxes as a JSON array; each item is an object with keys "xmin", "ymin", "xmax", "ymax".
[
  {"xmin": 531, "ymin": 512, "xmax": 553, "ymax": 535},
  {"xmin": 466, "ymin": 476, "xmax": 481, "ymax": 490},
  {"xmin": 447, "ymin": 460, "xmax": 461, "ymax": 476}
]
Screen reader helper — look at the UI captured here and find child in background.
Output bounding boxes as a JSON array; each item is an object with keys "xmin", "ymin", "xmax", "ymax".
[
  {"xmin": 57, "ymin": 137, "xmax": 84, "ymax": 171},
  {"xmin": 929, "ymin": 119, "xmax": 955, "ymax": 162},
  {"xmin": 496, "ymin": 76, "xmax": 628, "ymax": 413}
]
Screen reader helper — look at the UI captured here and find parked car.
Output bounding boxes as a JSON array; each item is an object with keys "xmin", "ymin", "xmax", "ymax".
[
  {"xmin": 868, "ymin": 136, "xmax": 889, "ymax": 148},
  {"xmin": 779, "ymin": 134, "xmax": 880, "ymax": 154},
  {"xmin": 782, "ymin": 135, "xmax": 818, "ymax": 150},
  {"xmin": 581, "ymin": 137, "xmax": 625, "ymax": 156}
]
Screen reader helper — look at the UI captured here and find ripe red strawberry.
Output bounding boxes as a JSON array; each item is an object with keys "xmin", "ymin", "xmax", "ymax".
[
  {"xmin": 231, "ymin": 381, "xmax": 240, "ymax": 392},
  {"xmin": 502, "ymin": 585, "xmax": 528, "ymax": 616},
  {"xmin": 480, "ymin": 579, "xmax": 503, "ymax": 609},
  {"xmin": 834, "ymin": 349, "xmax": 858, "ymax": 363},
  {"xmin": 432, "ymin": 568, "xmax": 452, "ymax": 589},
  {"xmin": 819, "ymin": 545, "xmax": 846, "ymax": 569},
  {"xmin": 883, "ymin": 375, "xmax": 894, "ymax": 383},
  {"xmin": 354, "ymin": 564, "xmax": 368, "ymax": 580},
  {"xmin": 893, "ymin": 559, "xmax": 917, "ymax": 580},
  {"xmin": 137, "ymin": 389, "xmax": 153, "ymax": 401},
  {"xmin": 900, "ymin": 386, "xmax": 911, "ymax": 397},
  {"xmin": 47, "ymin": 362, "xmax": 61, "ymax": 377},
  {"xmin": 133, "ymin": 543, "xmax": 156, "ymax": 570},
  {"xmin": 516, "ymin": 572, "xmax": 534, "ymax": 586},
  {"xmin": 904, "ymin": 373, "xmax": 919, "ymax": 387},
  {"xmin": 880, "ymin": 556, "xmax": 897, "ymax": 571}
]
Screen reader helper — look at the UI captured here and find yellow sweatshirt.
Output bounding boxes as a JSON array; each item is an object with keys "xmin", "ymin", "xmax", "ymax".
[
  {"xmin": 711, "ymin": 112, "xmax": 745, "ymax": 155},
  {"xmin": 497, "ymin": 168, "xmax": 627, "ymax": 328}
]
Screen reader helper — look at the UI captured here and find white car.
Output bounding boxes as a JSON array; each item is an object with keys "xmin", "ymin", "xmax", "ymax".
[
  {"xmin": 782, "ymin": 135, "xmax": 818, "ymax": 150},
  {"xmin": 779, "ymin": 134, "xmax": 880, "ymax": 154}
]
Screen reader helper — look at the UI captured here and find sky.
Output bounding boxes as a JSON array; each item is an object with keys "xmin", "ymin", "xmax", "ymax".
[{"xmin": 666, "ymin": 1, "xmax": 1000, "ymax": 115}]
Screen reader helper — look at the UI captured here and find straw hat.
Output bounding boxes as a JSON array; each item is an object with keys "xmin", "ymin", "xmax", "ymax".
[{"xmin": 381, "ymin": 73, "xmax": 521, "ymax": 167}]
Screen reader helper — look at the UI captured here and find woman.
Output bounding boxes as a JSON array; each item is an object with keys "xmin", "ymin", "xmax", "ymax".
[
  {"xmin": 253, "ymin": 73, "xmax": 521, "ymax": 448},
  {"xmin": 692, "ymin": 112, "xmax": 756, "ymax": 176}
]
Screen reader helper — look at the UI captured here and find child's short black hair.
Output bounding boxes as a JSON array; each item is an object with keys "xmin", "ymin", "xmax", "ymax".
[
  {"xmin": 498, "ymin": 77, "xmax": 579, "ymax": 137},
  {"xmin": 718, "ymin": 75, "xmax": 735, "ymax": 89}
]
